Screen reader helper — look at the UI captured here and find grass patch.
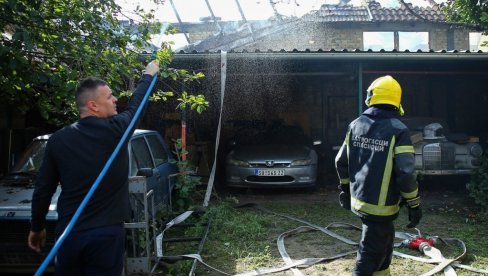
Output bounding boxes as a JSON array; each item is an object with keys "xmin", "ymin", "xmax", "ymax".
[{"xmin": 160, "ymin": 190, "xmax": 488, "ymax": 275}]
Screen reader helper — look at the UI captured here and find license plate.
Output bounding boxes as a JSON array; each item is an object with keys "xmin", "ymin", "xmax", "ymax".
[{"xmin": 255, "ymin": 169, "xmax": 285, "ymax": 176}]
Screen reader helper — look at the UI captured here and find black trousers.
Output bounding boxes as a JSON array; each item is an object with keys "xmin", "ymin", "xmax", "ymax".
[
  {"xmin": 55, "ymin": 224, "xmax": 125, "ymax": 276},
  {"xmin": 353, "ymin": 219, "xmax": 394, "ymax": 276}
]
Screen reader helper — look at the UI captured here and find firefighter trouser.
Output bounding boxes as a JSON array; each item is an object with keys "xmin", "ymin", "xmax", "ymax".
[{"xmin": 353, "ymin": 218, "xmax": 394, "ymax": 276}]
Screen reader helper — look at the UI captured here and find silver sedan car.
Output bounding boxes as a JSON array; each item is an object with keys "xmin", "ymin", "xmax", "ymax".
[{"xmin": 225, "ymin": 123, "xmax": 319, "ymax": 188}]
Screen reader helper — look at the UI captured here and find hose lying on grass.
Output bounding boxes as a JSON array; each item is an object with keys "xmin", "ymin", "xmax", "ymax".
[{"xmin": 158, "ymin": 203, "xmax": 488, "ymax": 276}]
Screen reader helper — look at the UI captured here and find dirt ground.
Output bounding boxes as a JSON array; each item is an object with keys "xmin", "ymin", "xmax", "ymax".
[{"xmin": 219, "ymin": 173, "xmax": 476, "ymax": 210}]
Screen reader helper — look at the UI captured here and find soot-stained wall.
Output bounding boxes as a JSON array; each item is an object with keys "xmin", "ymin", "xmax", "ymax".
[{"xmin": 163, "ymin": 53, "xmax": 488, "ymax": 178}]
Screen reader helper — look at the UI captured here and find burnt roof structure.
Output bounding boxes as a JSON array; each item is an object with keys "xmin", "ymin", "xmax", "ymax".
[{"xmin": 175, "ymin": 0, "xmax": 474, "ymax": 53}]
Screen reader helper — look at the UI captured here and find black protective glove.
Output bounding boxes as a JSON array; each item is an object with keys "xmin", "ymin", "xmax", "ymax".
[
  {"xmin": 406, "ymin": 207, "xmax": 422, "ymax": 228},
  {"xmin": 404, "ymin": 196, "xmax": 422, "ymax": 228},
  {"xmin": 339, "ymin": 191, "xmax": 351, "ymax": 210}
]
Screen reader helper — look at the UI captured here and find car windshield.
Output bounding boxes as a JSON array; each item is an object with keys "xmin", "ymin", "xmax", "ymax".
[
  {"xmin": 232, "ymin": 121, "xmax": 309, "ymax": 146},
  {"xmin": 11, "ymin": 140, "xmax": 48, "ymax": 174}
]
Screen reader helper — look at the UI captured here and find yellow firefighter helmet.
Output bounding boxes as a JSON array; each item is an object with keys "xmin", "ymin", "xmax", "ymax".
[{"xmin": 365, "ymin": 75, "xmax": 405, "ymax": 115}]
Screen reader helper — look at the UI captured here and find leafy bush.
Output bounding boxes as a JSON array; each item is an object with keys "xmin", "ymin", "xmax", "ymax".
[
  {"xmin": 171, "ymin": 138, "xmax": 200, "ymax": 211},
  {"xmin": 467, "ymin": 152, "xmax": 488, "ymax": 211}
]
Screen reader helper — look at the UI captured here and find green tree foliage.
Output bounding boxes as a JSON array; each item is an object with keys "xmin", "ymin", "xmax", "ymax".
[
  {"xmin": 444, "ymin": 0, "xmax": 488, "ymax": 32},
  {"xmin": 467, "ymin": 153, "xmax": 488, "ymax": 211},
  {"xmin": 0, "ymin": 0, "xmax": 168, "ymax": 125},
  {"xmin": 1, "ymin": 0, "xmax": 209, "ymax": 211}
]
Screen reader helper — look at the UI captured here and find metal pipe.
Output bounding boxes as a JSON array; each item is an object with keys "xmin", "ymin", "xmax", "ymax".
[
  {"xmin": 234, "ymin": 0, "xmax": 248, "ymax": 23},
  {"xmin": 203, "ymin": 0, "xmax": 223, "ymax": 33},
  {"xmin": 189, "ymin": 218, "xmax": 212, "ymax": 275},
  {"xmin": 7, "ymin": 129, "xmax": 12, "ymax": 171},
  {"xmin": 363, "ymin": 70, "xmax": 488, "ymax": 75},
  {"xmin": 162, "ymin": 70, "xmax": 487, "ymax": 76},
  {"xmin": 173, "ymin": 52, "xmax": 488, "ymax": 61},
  {"xmin": 394, "ymin": 31, "xmax": 399, "ymax": 50},
  {"xmin": 144, "ymin": 184, "xmax": 150, "ymax": 259},
  {"xmin": 167, "ymin": 173, "xmax": 179, "ymax": 213},
  {"xmin": 269, "ymin": 0, "xmax": 283, "ymax": 21},
  {"xmin": 151, "ymin": 188, "xmax": 157, "ymax": 263},
  {"xmin": 358, "ymin": 63, "xmax": 363, "ymax": 115},
  {"xmin": 227, "ymin": 72, "xmax": 351, "ymax": 76},
  {"xmin": 234, "ymin": 0, "xmax": 254, "ymax": 37},
  {"xmin": 168, "ymin": 0, "xmax": 190, "ymax": 44},
  {"xmin": 131, "ymin": 228, "xmax": 136, "ymax": 256},
  {"xmin": 364, "ymin": 0, "xmax": 373, "ymax": 20}
]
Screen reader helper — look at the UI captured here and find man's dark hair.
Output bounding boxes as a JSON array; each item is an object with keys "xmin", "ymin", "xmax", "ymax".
[{"xmin": 75, "ymin": 77, "xmax": 107, "ymax": 109}]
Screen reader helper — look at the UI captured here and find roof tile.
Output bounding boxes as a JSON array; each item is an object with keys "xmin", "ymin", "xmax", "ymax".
[{"xmin": 303, "ymin": 0, "xmax": 446, "ymax": 22}]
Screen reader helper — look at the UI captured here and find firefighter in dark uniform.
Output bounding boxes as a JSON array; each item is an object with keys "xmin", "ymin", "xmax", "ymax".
[{"xmin": 335, "ymin": 75, "xmax": 422, "ymax": 276}]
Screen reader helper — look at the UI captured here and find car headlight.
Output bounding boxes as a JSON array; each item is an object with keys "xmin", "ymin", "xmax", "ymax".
[
  {"xmin": 228, "ymin": 158, "xmax": 250, "ymax": 167},
  {"xmin": 469, "ymin": 144, "xmax": 483, "ymax": 158},
  {"xmin": 291, "ymin": 159, "xmax": 312, "ymax": 166}
]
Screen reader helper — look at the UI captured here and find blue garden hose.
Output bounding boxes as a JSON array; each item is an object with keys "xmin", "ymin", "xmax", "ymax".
[{"xmin": 35, "ymin": 73, "xmax": 159, "ymax": 276}]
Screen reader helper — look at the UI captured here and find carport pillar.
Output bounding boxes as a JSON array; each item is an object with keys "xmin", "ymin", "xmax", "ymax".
[{"xmin": 358, "ymin": 63, "xmax": 363, "ymax": 115}]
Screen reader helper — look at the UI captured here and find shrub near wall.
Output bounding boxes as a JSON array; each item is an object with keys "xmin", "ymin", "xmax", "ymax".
[{"xmin": 467, "ymin": 152, "xmax": 488, "ymax": 212}]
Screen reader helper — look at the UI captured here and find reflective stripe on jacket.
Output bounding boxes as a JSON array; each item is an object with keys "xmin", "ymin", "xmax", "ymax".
[{"xmin": 335, "ymin": 106, "xmax": 417, "ymax": 221}]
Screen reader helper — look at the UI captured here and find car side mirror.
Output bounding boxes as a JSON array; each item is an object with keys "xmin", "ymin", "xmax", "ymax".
[{"xmin": 137, "ymin": 168, "xmax": 153, "ymax": 177}]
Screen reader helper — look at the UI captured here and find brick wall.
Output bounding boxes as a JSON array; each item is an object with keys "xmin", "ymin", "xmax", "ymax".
[
  {"xmin": 430, "ymin": 28, "xmax": 448, "ymax": 50},
  {"xmin": 234, "ymin": 24, "xmax": 364, "ymax": 51},
  {"xmin": 454, "ymin": 29, "xmax": 469, "ymax": 50},
  {"xmin": 188, "ymin": 22, "xmax": 473, "ymax": 51},
  {"xmin": 188, "ymin": 31, "xmax": 214, "ymax": 43},
  {"xmin": 306, "ymin": 26, "xmax": 363, "ymax": 50},
  {"xmin": 430, "ymin": 27, "xmax": 470, "ymax": 50}
]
